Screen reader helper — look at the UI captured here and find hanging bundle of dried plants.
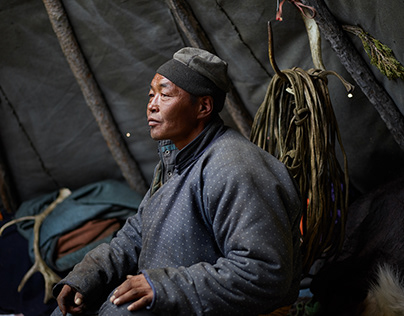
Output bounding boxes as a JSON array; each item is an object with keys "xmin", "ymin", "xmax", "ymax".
[{"xmin": 343, "ymin": 25, "xmax": 404, "ymax": 80}]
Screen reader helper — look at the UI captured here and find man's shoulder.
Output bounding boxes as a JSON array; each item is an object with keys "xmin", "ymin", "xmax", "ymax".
[
  {"xmin": 211, "ymin": 128, "xmax": 274, "ymax": 159},
  {"xmin": 212, "ymin": 127, "xmax": 252, "ymax": 147},
  {"xmin": 203, "ymin": 128, "xmax": 282, "ymax": 173}
]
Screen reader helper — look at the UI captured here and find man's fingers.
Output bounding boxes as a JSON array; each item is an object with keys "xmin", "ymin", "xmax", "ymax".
[
  {"xmin": 58, "ymin": 285, "xmax": 73, "ymax": 315},
  {"xmin": 56, "ymin": 284, "xmax": 85, "ymax": 315},
  {"xmin": 110, "ymin": 276, "xmax": 133, "ymax": 303},
  {"xmin": 110, "ymin": 289, "xmax": 118, "ymax": 303},
  {"xmin": 127, "ymin": 295, "xmax": 153, "ymax": 312},
  {"xmin": 112, "ymin": 289, "xmax": 151, "ymax": 307},
  {"xmin": 111, "ymin": 289, "xmax": 136, "ymax": 306},
  {"xmin": 74, "ymin": 291, "xmax": 84, "ymax": 305}
]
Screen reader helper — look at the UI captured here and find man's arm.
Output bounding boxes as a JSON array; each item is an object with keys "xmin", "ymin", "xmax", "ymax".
[{"xmin": 52, "ymin": 210, "xmax": 145, "ymax": 311}]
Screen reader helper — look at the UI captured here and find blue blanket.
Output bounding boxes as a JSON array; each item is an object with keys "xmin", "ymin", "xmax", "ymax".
[{"xmin": 16, "ymin": 179, "xmax": 142, "ymax": 272}]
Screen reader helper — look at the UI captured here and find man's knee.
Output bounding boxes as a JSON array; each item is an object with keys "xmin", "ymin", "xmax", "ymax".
[
  {"xmin": 99, "ymin": 300, "xmax": 156, "ymax": 315},
  {"xmin": 50, "ymin": 307, "xmax": 64, "ymax": 316},
  {"xmin": 50, "ymin": 306, "xmax": 98, "ymax": 316}
]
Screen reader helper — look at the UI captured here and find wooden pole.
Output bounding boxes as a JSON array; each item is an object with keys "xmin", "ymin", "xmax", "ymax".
[
  {"xmin": 165, "ymin": 0, "xmax": 253, "ymax": 138},
  {"xmin": 0, "ymin": 145, "xmax": 19, "ymax": 214},
  {"xmin": 301, "ymin": 0, "xmax": 404, "ymax": 150},
  {"xmin": 42, "ymin": 0, "xmax": 148, "ymax": 194}
]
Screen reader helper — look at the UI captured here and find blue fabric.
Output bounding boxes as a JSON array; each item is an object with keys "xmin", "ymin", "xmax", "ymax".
[{"xmin": 15, "ymin": 179, "xmax": 142, "ymax": 272}]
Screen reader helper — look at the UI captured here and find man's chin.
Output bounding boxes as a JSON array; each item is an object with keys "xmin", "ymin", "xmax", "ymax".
[{"xmin": 149, "ymin": 130, "xmax": 163, "ymax": 141}]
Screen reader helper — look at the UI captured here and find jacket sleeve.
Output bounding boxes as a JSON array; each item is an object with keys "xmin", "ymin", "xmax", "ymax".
[
  {"xmin": 52, "ymin": 209, "xmax": 144, "ymax": 309},
  {"xmin": 145, "ymin": 156, "xmax": 302, "ymax": 316}
]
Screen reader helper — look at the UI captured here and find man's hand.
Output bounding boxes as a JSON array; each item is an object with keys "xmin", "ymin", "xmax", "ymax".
[
  {"xmin": 110, "ymin": 274, "xmax": 154, "ymax": 311},
  {"xmin": 56, "ymin": 284, "xmax": 85, "ymax": 315}
]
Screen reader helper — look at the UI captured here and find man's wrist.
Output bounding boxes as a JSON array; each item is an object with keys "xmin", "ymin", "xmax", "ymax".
[{"xmin": 140, "ymin": 270, "xmax": 156, "ymax": 309}]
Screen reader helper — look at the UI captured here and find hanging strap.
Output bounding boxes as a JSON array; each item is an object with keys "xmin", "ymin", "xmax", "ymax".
[{"xmin": 276, "ymin": 0, "xmax": 316, "ymax": 21}]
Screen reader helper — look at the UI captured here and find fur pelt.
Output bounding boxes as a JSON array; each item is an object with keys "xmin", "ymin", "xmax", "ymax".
[{"xmin": 362, "ymin": 264, "xmax": 404, "ymax": 316}]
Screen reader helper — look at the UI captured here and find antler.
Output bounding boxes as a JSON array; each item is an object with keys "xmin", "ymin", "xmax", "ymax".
[{"xmin": 0, "ymin": 188, "xmax": 72, "ymax": 303}]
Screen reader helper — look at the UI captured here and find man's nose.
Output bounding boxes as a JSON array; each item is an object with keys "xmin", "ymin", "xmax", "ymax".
[{"xmin": 148, "ymin": 96, "xmax": 158, "ymax": 112}]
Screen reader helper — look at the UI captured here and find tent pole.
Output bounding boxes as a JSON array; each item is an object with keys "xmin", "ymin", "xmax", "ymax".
[
  {"xmin": 301, "ymin": 0, "xmax": 404, "ymax": 150},
  {"xmin": 0, "ymin": 143, "xmax": 19, "ymax": 213},
  {"xmin": 165, "ymin": 0, "xmax": 253, "ymax": 138},
  {"xmin": 41, "ymin": 0, "xmax": 148, "ymax": 194}
]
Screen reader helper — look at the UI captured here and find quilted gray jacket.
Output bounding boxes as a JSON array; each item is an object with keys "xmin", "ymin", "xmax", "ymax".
[{"xmin": 54, "ymin": 117, "xmax": 302, "ymax": 316}]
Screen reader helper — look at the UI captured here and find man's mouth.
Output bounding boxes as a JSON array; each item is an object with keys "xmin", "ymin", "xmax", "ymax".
[{"xmin": 148, "ymin": 118, "xmax": 160, "ymax": 127}]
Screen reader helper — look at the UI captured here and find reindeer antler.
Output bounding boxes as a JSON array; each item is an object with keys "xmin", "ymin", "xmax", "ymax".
[{"xmin": 0, "ymin": 188, "xmax": 72, "ymax": 303}]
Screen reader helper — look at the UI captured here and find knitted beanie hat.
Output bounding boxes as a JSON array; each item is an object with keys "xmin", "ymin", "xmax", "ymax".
[{"xmin": 156, "ymin": 47, "xmax": 229, "ymax": 112}]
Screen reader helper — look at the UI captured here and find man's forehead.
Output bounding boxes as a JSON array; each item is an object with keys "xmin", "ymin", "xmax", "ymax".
[
  {"xmin": 151, "ymin": 73, "xmax": 173, "ymax": 86},
  {"xmin": 150, "ymin": 73, "xmax": 184, "ymax": 92}
]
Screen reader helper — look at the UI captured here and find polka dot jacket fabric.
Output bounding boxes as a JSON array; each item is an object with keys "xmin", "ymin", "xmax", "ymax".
[{"xmin": 54, "ymin": 117, "xmax": 302, "ymax": 316}]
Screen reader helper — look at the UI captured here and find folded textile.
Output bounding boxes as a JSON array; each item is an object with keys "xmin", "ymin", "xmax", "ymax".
[
  {"xmin": 16, "ymin": 179, "xmax": 142, "ymax": 272},
  {"xmin": 56, "ymin": 218, "xmax": 121, "ymax": 258}
]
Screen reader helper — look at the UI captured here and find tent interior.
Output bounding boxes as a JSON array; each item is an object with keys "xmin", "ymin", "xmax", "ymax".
[{"xmin": 1, "ymin": 0, "xmax": 403, "ymax": 315}]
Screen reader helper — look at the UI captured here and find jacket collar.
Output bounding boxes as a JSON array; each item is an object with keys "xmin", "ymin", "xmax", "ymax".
[{"xmin": 158, "ymin": 116, "xmax": 226, "ymax": 175}]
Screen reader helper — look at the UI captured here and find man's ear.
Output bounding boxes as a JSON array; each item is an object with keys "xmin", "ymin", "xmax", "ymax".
[{"xmin": 197, "ymin": 96, "xmax": 214, "ymax": 119}]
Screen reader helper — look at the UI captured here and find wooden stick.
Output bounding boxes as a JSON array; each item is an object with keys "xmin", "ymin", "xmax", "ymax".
[
  {"xmin": 300, "ymin": 11, "xmax": 326, "ymax": 70},
  {"xmin": 301, "ymin": 0, "xmax": 404, "ymax": 150},
  {"xmin": 0, "ymin": 145, "xmax": 19, "ymax": 213},
  {"xmin": 165, "ymin": 0, "xmax": 253, "ymax": 138},
  {"xmin": 42, "ymin": 0, "xmax": 148, "ymax": 194}
]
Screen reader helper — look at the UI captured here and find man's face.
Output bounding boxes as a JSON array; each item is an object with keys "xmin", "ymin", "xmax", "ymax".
[{"xmin": 147, "ymin": 73, "xmax": 203, "ymax": 150}]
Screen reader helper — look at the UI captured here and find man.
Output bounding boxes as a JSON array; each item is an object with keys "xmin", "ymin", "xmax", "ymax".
[{"xmin": 51, "ymin": 47, "xmax": 302, "ymax": 316}]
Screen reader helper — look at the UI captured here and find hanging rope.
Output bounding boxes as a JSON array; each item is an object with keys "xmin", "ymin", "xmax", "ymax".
[
  {"xmin": 276, "ymin": 0, "xmax": 316, "ymax": 21},
  {"xmin": 251, "ymin": 23, "xmax": 354, "ymax": 273}
]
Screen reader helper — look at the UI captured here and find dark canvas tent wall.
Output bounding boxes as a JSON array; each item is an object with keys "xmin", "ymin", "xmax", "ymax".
[{"xmin": 1, "ymin": 0, "xmax": 404, "ymax": 208}]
